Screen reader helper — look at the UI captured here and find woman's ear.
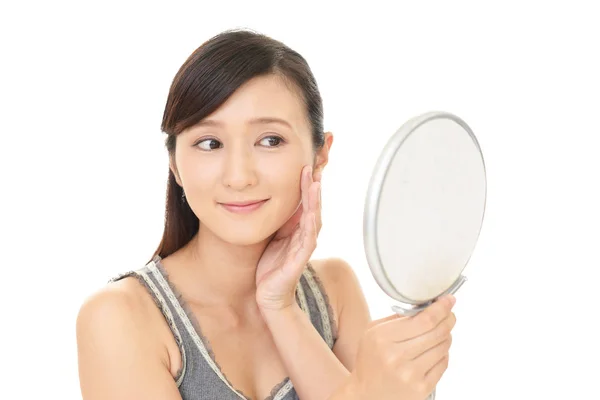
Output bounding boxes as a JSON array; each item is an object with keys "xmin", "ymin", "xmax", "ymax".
[{"xmin": 314, "ymin": 132, "xmax": 334, "ymax": 179}]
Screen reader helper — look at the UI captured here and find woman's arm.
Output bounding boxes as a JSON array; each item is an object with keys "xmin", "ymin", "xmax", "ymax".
[
  {"xmin": 76, "ymin": 284, "xmax": 183, "ymax": 400},
  {"xmin": 259, "ymin": 258, "xmax": 372, "ymax": 400},
  {"xmin": 327, "ymin": 258, "xmax": 373, "ymax": 371}
]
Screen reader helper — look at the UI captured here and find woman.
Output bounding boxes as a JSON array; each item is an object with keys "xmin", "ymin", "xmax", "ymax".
[{"xmin": 76, "ymin": 29, "xmax": 457, "ymax": 400}]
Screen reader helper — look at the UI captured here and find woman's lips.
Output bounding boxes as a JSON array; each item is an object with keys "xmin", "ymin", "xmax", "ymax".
[{"xmin": 219, "ymin": 199, "xmax": 268, "ymax": 214}]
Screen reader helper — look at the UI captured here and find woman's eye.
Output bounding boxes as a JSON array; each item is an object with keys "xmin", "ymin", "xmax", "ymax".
[
  {"xmin": 196, "ymin": 139, "xmax": 222, "ymax": 151},
  {"xmin": 259, "ymin": 136, "xmax": 283, "ymax": 147}
]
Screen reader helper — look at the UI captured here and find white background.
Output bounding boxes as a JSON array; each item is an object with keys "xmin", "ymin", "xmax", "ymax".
[{"xmin": 1, "ymin": 1, "xmax": 599, "ymax": 399}]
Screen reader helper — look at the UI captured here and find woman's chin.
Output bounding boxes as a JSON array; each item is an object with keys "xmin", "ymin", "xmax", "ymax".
[{"xmin": 215, "ymin": 226, "xmax": 277, "ymax": 247}]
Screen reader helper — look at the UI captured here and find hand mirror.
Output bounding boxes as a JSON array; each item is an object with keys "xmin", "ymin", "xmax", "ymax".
[
  {"xmin": 364, "ymin": 111, "xmax": 486, "ymax": 315},
  {"xmin": 363, "ymin": 111, "xmax": 486, "ymax": 399}
]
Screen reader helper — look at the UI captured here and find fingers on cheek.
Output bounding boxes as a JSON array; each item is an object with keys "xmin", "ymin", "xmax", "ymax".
[
  {"xmin": 305, "ymin": 165, "xmax": 312, "ymax": 185},
  {"xmin": 313, "ymin": 183, "xmax": 320, "ymax": 210},
  {"xmin": 304, "ymin": 167, "xmax": 312, "ymax": 202}
]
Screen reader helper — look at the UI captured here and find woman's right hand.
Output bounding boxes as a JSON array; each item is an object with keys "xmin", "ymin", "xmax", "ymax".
[{"xmin": 349, "ymin": 294, "xmax": 457, "ymax": 400}]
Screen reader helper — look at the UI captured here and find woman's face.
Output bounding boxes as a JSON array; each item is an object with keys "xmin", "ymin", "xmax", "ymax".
[{"xmin": 171, "ymin": 74, "xmax": 332, "ymax": 246}]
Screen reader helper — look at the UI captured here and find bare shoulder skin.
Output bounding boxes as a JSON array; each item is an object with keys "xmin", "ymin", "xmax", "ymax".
[
  {"xmin": 309, "ymin": 257, "xmax": 372, "ymax": 371},
  {"xmin": 76, "ymin": 277, "xmax": 183, "ymax": 400}
]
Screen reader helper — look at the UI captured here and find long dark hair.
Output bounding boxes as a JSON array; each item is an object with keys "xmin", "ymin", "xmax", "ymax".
[{"xmin": 152, "ymin": 28, "xmax": 326, "ymax": 260}]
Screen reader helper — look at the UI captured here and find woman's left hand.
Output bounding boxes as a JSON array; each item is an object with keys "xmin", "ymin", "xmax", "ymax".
[{"xmin": 255, "ymin": 165, "xmax": 322, "ymax": 311}]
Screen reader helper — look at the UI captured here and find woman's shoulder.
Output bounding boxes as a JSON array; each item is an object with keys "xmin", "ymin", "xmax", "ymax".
[
  {"xmin": 308, "ymin": 257, "xmax": 363, "ymax": 292},
  {"xmin": 306, "ymin": 257, "xmax": 365, "ymax": 316},
  {"xmin": 76, "ymin": 269, "xmax": 176, "ymax": 359},
  {"xmin": 76, "ymin": 278, "xmax": 182, "ymax": 398},
  {"xmin": 76, "ymin": 277, "xmax": 160, "ymax": 350},
  {"xmin": 77, "ymin": 262, "xmax": 180, "ymax": 344},
  {"xmin": 77, "ymin": 277, "xmax": 176, "ymax": 371},
  {"xmin": 78, "ymin": 276, "xmax": 152, "ymax": 323}
]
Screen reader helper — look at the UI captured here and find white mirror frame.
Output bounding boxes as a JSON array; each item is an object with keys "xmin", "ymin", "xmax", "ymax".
[{"xmin": 363, "ymin": 111, "xmax": 487, "ymax": 316}]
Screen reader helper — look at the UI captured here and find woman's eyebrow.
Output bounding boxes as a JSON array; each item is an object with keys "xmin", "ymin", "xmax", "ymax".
[
  {"xmin": 196, "ymin": 117, "xmax": 293, "ymax": 129},
  {"xmin": 248, "ymin": 117, "xmax": 293, "ymax": 129}
]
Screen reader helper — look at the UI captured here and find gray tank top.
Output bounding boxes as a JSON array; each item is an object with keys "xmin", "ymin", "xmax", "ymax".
[{"xmin": 110, "ymin": 255, "xmax": 339, "ymax": 400}]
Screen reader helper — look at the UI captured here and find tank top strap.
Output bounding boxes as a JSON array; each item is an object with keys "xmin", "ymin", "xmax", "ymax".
[
  {"xmin": 296, "ymin": 263, "xmax": 339, "ymax": 349},
  {"xmin": 109, "ymin": 258, "xmax": 188, "ymax": 387}
]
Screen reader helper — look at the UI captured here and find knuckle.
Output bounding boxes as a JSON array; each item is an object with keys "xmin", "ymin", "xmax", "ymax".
[
  {"xmin": 368, "ymin": 332, "xmax": 391, "ymax": 360},
  {"xmin": 383, "ymin": 351, "xmax": 398, "ymax": 367},
  {"xmin": 397, "ymin": 366, "xmax": 416, "ymax": 384},
  {"xmin": 449, "ymin": 312, "xmax": 457, "ymax": 329},
  {"xmin": 440, "ymin": 319, "xmax": 452, "ymax": 336},
  {"xmin": 436, "ymin": 312, "xmax": 456, "ymax": 338},
  {"xmin": 371, "ymin": 331, "xmax": 386, "ymax": 349},
  {"xmin": 422, "ymin": 312, "xmax": 438, "ymax": 331},
  {"xmin": 388, "ymin": 346, "xmax": 408, "ymax": 366},
  {"xmin": 414, "ymin": 381, "xmax": 430, "ymax": 395},
  {"xmin": 442, "ymin": 355, "xmax": 450, "ymax": 370},
  {"xmin": 434, "ymin": 322, "xmax": 451, "ymax": 342},
  {"xmin": 443, "ymin": 340, "xmax": 452, "ymax": 356}
]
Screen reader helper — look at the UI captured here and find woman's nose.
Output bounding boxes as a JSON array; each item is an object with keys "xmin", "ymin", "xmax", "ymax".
[{"xmin": 222, "ymin": 149, "xmax": 258, "ymax": 190}]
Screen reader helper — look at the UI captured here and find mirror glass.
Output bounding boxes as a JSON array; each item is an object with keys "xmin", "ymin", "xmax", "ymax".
[{"xmin": 364, "ymin": 112, "xmax": 486, "ymax": 310}]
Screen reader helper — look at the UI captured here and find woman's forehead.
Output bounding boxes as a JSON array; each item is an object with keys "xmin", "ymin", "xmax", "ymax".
[{"xmin": 204, "ymin": 75, "xmax": 307, "ymax": 126}]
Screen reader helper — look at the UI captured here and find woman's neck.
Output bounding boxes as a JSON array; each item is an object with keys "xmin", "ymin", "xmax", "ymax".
[{"xmin": 166, "ymin": 227, "xmax": 271, "ymax": 311}]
